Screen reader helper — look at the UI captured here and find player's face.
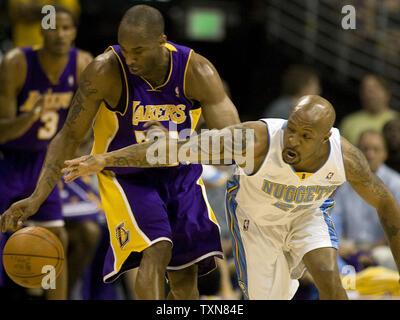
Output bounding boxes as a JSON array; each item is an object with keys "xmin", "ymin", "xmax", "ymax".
[
  {"xmin": 282, "ymin": 115, "xmax": 326, "ymax": 166},
  {"xmin": 358, "ymin": 133, "xmax": 387, "ymax": 173},
  {"xmin": 42, "ymin": 12, "xmax": 76, "ymax": 55},
  {"xmin": 360, "ymin": 75, "xmax": 390, "ymax": 113},
  {"xmin": 118, "ymin": 27, "xmax": 166, "ymax": 77}
]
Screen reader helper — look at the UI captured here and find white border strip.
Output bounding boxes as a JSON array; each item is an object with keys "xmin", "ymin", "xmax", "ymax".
[{"xmin": 166, "ymin": 250, "xmax": 223, "ymax": 271}]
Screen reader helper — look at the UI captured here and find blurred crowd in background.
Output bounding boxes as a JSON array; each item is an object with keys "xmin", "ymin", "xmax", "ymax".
[{"xmin": 0, "ymin": 0, "xmax": 399, "ymax": 300}]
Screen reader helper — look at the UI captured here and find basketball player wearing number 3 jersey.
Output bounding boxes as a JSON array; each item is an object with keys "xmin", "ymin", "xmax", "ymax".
[
  {"xmin": 60, "ymin": 95, "xmax": 400, "ymax": 300},
  {"xmin": 0, "ymin": 7, "xmax": 92, "ymax": 299},
  {"xmin": 0, "ymin": 5, "xmax": 241, "ymax": 300}
]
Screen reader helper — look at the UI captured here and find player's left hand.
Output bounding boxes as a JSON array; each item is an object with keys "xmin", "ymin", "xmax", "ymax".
[{"xmin": 62, "ymin": 154, "xmax": 106, "ymax": 183}]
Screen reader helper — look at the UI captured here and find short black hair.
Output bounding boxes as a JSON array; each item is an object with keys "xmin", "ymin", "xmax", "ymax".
[
  {"xmin": 54, "ymin": 5, "xmax": 78, "ymax": 27},
  {"xmin": 119, "ymin": 5, "xmax": 165, "ymax": 38},
  {"xmin": 362, "ymin": 73, "xmax": 392, "ymax": 94}
]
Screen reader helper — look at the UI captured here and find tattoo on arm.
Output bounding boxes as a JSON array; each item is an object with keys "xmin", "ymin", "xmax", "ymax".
[
  {"xmin": 344, "ymin": 139, "xmax": 400, "ymax": 266},
  {"xmin": 345, "ymin": 143, "xmax": 389, "ymax": 199},
  {"xmin": 43, "ymin": 160, "xmax": 63, "ymax": 189},
  {"xmin": 380, "ymin": 213, "xmax": 400, "ymax": 240},
  {"xmin": 65, "ymin": 75, "xmax": 98, "ymax": 128},
  {"xmin": 113, "ymin": 157, "xmax": 130, "ymax": 167}
]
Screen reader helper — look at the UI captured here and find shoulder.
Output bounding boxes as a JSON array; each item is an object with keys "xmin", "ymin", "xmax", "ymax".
[
  {"xmin": 244, "ymin": 120, "xmax": 269, "ymax": 151},
  {"xmin": 77, "ymin": 49, "xmax": 93, "ymax": 79},
  {"xmin": 186, "ymin": 52, "xmax": 218, "ymax": 80},
  {"xmin": 0, "ymin": 47, "xmax": 27, "ymax": 88},
  {"xmin": 227, "ymin": 120, "xmax": 268, "ymax": 147},
  {"xmin": 1, "ymin": 47, "xmax": 27, "ymax": 72},
  {"xmin": 340, "ymin": 135, "xmax": 370, "ymax": 181},
  {"xmin": 77, "ymin": 49, "xmax": 93, "ymax": 68},
  {"xmin": 387, "ymin": 109, "xmax": 399, "ymax": 118},
  {"xmin": 79, "ymin": 50, "xmax": 120, "ymax": 83},
  {"xmin": 73, "ymin": 50, "xmax": 121, "ymax": 102}
]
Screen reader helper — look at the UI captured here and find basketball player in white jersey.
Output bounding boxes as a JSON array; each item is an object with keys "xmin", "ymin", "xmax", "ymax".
[{"xmin": 5, "ymin": 95, "xmax": 400, "ymax": 300}]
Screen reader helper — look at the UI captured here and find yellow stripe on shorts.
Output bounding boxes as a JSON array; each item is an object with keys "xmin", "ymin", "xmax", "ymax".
[
  {"xmin": 97, "ymin": 171, "xmax": 151, "ymax": 273},
  {"xmin": 197, "ymin": 177, "xmax": 220, "ymax": 228}
]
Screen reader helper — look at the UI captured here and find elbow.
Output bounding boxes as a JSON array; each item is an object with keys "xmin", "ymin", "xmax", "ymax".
[{"xmin": 376, "ymin": 195, "xmax": 398, "ymax": 217}]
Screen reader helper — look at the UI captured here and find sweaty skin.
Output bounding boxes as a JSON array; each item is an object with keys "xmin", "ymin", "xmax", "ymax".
[
  {"xmin": 61, "ymin": 94, "xmax": 400, "ymax": 299},
  {"xmin": 0, "ymin": 5, "xmax": 240, "ymax": 301}
]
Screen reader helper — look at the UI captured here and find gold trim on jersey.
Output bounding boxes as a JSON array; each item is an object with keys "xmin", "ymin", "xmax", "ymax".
[
  {"xmin": 294, "ymin": 172, "xmax": 314, "ymax": 180},
  {"xmin": 189, "ymin": 107, "xmax": 202, "ymax": 134},
  {"xmin": 197, "ymin": 178, "xmax": 220, "ymax": 228},
  {"xmin": 183, "ymin": 49, "xmax": 194, "ymax": 103},
  {"xmin": 106, "ymin": 46, "xmax": 130, "ymax": 116}
]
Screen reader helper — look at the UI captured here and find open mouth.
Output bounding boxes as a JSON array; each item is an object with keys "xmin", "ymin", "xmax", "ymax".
[{"xmin": 282, "ymin": 148, "xmax": 299, "ymax": 164}]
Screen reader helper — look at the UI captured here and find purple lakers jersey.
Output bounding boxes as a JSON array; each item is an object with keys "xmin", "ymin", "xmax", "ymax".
[
  {"xmin": 1, "ymin": 46, "xmax": 78, "ymax": 152},
  {"xmin": 92, "ymin": 41, "xmax": 202, "ymax": 175}
]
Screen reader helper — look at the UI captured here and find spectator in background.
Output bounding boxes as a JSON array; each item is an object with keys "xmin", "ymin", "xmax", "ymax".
[
  {"xmin": 263, "ymin": 64, "xmax": 321, "ymax": 119},
  {"xmin": 331, "ymin": 130, "xmax": 398, "ymax": 272},
  {"xmin": 383, "ymin": 117, "xmax": 400, "ymax": 173},
  {"xmin": 340, "ymin": 74, "xmax": 398, "ymax": 146},
  {"xmin": 8, "ymin": 0, "xmax": 81, "ymax": 47}
]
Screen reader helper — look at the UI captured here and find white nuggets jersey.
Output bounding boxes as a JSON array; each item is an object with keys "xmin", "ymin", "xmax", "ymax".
[{"xmin": 230, "ymin": 118, "xmax": 347, "ymax": 226}]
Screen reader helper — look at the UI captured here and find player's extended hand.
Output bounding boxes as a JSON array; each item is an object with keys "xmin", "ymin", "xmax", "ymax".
[
  {"xmin": 62, "ymin": 154, "xmax": 106, "ymax": 183},
  {"xmin": 143, "ymin": 121, "xmax": 169, "ymax": 137},
  {"xmin": 0, "ymin": 198, "xmax": 40, "ymax": 232}
]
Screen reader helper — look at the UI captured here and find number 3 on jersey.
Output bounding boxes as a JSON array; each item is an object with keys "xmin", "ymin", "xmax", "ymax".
[{"xmin": 37, "ymin": 111, "xmax": 59, "ymax": 140}]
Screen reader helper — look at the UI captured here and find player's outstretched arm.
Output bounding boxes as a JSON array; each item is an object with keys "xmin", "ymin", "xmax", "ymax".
[
  {"xmin": 0, "ymin": 48, "xmax": 43, "ymax": 144},
  {"xmin": 0, "ymin": 56, "xmax": 110, "ymax": 232},
  {"xmin": 342, "ymin": 136, "xmax": 400, "ymax": 274},
  {"xmin": 62, "ymin": 121, "xmax": 268, "ymax": 182}
]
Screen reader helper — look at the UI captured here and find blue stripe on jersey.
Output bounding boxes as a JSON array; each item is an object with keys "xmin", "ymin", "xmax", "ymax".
[
  {"xmin": 321, "ymin": 199, "xmax": 339, "ymax": 249},
  {"xmin": 225, "ymin": 174, "xmax": 249, "ymax": 299}
]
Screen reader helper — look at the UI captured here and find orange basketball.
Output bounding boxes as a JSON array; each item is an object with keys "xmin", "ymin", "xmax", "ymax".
[{"xmin": 2, "ymin": 226, "xmax": 64, "ymax": 288}]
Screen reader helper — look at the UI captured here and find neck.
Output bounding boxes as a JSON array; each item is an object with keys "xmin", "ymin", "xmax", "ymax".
[
  {"xmin": 37, "ymin": 47, "xmax": 70, "ymax": 84},
  {"xmin": 366, "ymin": 104, "xmax": 389, "ymax": 115},
  {"xmin": 38, "ymin": 47, "xmax": 69, "ymax": 62},
  {"xmin": 142, "ymin": 47, "xmax": 170, "ymax": 87}
]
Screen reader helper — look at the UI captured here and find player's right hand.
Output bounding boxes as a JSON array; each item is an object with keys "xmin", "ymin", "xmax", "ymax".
[
  {"xmin": 62, "ymin": 154, "xmax": 106, "ymax": 183},
  {"xmin": 0, "ymin": 198, "xmax": 40, "ymax": 232}
]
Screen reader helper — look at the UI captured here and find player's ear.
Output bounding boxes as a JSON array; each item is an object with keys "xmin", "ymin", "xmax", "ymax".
[
  {"xmin": 71, "ymin": 26, "xmax": 78, "ymax": 42},
  {"xmin": 323, "ymin": 131, "xmax": 332, "ymax": 143},
  {"xmin": 159, "ymin": 34, "xmax": 167, "ymax": 46}
]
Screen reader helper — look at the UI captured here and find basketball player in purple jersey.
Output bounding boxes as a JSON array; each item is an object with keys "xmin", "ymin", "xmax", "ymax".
[
  {"xmin": 0, "ymin": 7, "xmax": 92, "ymax": 299},
  {"xmin": 0, "ymin": 5, "xmax": 241, "ymax": 300}
]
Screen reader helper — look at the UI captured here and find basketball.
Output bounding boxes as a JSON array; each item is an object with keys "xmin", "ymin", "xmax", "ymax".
[{"xmin": 2, "ymin": 226, "xmax": 65, "ymax": 288}]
